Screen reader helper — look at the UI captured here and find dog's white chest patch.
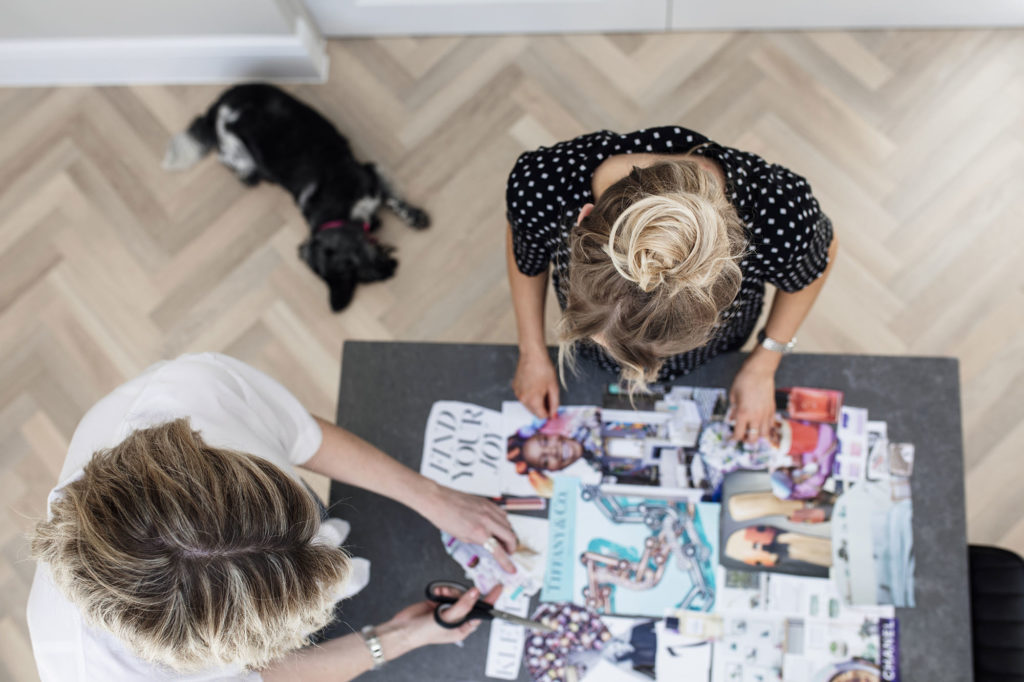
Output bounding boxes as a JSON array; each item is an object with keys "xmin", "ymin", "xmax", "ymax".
[
  {"xmin": 350, "ymin": 195, "xmax": 381, "ymax": 222},
  {"xmin": 215, "ymin": 105, "xmax": 257, "ymax": 177}
]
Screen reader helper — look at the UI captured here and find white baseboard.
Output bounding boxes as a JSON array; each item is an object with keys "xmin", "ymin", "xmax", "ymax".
[{"xmin": 0, "ymin": 24, "xmax": 327, "ymax": 87}]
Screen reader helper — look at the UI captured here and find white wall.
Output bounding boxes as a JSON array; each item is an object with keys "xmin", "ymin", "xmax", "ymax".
[{"xmin": 0, "ymin": 0, "xmax": 327, "ymax": 86}]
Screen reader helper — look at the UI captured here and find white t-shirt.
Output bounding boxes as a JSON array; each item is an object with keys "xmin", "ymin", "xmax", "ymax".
[{"xmin": 27, "ymin": 353, "xmax": 325, "ymax": 682}]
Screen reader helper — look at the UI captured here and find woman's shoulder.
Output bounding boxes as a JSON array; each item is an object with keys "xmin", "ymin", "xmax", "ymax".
[
  {"xmin": 510, "ymin": 126, "xmax": 714, "ymax": 170},
  {"xmin": 730, "ymin": 155, "xmax": 833, "ymax": 290}
]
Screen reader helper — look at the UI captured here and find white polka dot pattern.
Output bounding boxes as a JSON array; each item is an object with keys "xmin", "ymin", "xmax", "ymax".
[{"xmin": 505, "ymin": 127, "xmax": 833, "ymax": 380}]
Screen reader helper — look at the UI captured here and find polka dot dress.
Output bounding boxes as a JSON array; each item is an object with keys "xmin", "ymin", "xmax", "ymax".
[
  {"xmin": 524, "ymin": 602, "xmax": 612, "ymax": 681},
  {"xmin": 505, "ymin": 127, "xmax": 834, "ymax": 381}
]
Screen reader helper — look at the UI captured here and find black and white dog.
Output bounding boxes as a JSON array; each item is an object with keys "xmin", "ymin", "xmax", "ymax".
[{"xmin": 163, "ymin": 83, "xmax": 429, "ymax": 312}]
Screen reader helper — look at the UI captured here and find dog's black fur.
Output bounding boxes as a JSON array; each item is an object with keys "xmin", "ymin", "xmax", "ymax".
[{"xmin": 164, "ymin": 83, "xmax": 429, "ymax": 312}]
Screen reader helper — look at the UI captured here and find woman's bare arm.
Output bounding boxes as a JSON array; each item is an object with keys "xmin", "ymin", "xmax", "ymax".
[
  {"xmin": 729, "ymin": 232, "xmax": 839, "ymax": 442},
  {"xmin": 506, "ymin": 224, "xmax": 560, "ymax": 418}
]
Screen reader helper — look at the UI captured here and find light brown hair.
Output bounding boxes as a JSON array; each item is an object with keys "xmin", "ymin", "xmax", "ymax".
[
  {"xmin": 31, "ymin": 419, "xmax": 349, "ymax": 672},
  {"xmin": 559, "ymin": 160, "xmax": 747, "ymax": 394}
]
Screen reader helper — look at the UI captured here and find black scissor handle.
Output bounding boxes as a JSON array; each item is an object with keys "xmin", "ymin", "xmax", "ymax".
[
  {"xmin": 425, "ymin": 579, "xmax": 470, "ymax": 604},
  {"xmin": 427, "ymin": 580, "xmax": 493, "ymax": 629},
  {"xmin": 433, "ymin": 602, "xmax": 465, "ymax": 629}
]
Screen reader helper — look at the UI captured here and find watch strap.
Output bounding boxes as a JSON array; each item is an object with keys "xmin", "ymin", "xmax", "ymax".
[
  {"xmin": 360, "ymin": 625, "xmax": 386, "ymax": 670},
  {"xmin": 757, "ymin": 328, "xmax": 797, "ymax": 354}
]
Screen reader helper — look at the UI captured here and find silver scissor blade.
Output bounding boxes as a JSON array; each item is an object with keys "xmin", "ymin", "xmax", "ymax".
[{"xmin": 489, "ymin": 609, "xmax": 557, "ymax": 633}]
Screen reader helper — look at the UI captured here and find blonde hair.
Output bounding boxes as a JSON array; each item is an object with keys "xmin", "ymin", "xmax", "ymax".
[
  {"xmin": 31, "ymin": 419, "xmax": 349, "ymax": 672},
  {"xmin": 559, "ymin": 160, "xmax": 747, "ymax": 394}
]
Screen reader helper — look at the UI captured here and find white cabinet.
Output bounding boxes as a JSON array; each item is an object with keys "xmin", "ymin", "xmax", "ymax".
[
  {"xmin": 305, "ymin": 0, "xmax": 669, "ymax": 36},
  {"xmin": 669, "ymin": 0, "xmax": 1024, "ymax": 30},
  {"xmin": 0, "ymin": 0, "xmax": 327, "ymax": 85},
  {"xmin": 307, "ymin": 0, "xmax": 1024, "ymax": 35}
]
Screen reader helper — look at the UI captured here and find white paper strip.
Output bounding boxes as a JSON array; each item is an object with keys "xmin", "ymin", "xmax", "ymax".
[{"xmin": 484, "ymin": 591, "xmax": 530, "ymax": 679}]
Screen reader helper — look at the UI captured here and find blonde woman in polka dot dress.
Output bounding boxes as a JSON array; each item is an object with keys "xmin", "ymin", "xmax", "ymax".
[{"xmin": 505, "ymin": 127, "xmax": 838, "ymax": 444}]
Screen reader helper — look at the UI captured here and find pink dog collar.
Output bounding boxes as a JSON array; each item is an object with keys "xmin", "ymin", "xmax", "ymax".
[{"xmin": 318, "ymin": 219, "xmax": 371, "ymax": 233}]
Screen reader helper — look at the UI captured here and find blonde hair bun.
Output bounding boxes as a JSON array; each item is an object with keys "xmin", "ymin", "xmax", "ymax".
[{"xmin": 605, "ymin": 191, "xmax": 732, "ymax": 295}]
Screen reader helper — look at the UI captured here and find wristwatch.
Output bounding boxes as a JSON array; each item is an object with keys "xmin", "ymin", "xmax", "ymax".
[
  {"xmin": 360, "ymin": 625, "xmax": 386, "ymax": 670},
  {"xmin": 757, "ymin": 328, "xmax": 797, "ymax": 354}
]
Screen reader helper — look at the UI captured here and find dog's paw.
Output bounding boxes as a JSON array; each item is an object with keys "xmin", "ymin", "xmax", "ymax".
[
  {"xmin": 408, "ymin": 208, "xmax": 430, "ymax": 230},
  {"xmin": 237, "ymin": 171, "xmax": 261, "ymax": 187},
  {"xmin": 162, "ymin": 132, "xmax": 206, "ymax": 171}
]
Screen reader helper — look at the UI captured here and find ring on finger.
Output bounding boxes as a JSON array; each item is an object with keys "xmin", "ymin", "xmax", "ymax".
[
  {"xmin": 483, "ymin": 537, "xmax": 500, "ymax": 554},
  {"xmin": 746, "ymin": 426, "xmax": 760, "ymax": 436}
]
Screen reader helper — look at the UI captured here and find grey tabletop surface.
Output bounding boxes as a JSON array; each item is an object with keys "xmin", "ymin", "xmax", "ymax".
[{"xmin": 325, "ymin": 341, "xmax": 972, "ymax": 681}]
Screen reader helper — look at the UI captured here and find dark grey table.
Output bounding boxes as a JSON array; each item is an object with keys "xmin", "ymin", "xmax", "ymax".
[{"xmin": 326, "ymin": 341, "xmax": 972, "ymax": 681}]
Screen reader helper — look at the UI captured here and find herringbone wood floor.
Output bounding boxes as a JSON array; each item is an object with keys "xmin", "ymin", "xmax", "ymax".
[{"xmin": 2, "ymin": 31, "xmax": 1023, "ymax": 680}]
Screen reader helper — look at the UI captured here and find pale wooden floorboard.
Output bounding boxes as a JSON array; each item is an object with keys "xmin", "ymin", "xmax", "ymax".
[{"xmin": 1, "ymin": 30, "xmax": 1022, "ymax": 681}]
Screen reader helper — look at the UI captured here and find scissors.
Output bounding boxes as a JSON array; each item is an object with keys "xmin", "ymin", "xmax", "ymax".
[{"xmin": 425, "ymin": 580, "xmax": 556, "ymax": 633}]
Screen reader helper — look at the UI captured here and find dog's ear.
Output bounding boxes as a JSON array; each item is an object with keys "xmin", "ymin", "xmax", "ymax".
[
  {"xmin": 327, "ymin": 269, "xmax": 358, "ymax": 312},
  {"xmin": 299, "ymin": 233, "xmax": 359, "ymax": 312},
  {"xmin": 298, "ymin": 234, "xmax": 335, "ymax": 274},
  {"xmin": 356, "ymin": 244, "xmax": 398, "ymax": 283}
]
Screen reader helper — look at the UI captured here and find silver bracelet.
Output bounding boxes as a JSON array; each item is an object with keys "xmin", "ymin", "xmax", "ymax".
[
  {"xmin": 360, "ymin": 625, "xmax": 386, "ymax": 670},
  {"xmin": 757, "ymin": 328, "xmax": 797, "ymax": 354}
]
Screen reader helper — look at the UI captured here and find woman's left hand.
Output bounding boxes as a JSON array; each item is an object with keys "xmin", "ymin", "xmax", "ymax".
[
  {"xmin": 728, "ymin": 354, "xmax": 778, "ymax": 444},
  {"xmin": 420, "ymin": 483, "xmax": 519, "ymax": 573}
]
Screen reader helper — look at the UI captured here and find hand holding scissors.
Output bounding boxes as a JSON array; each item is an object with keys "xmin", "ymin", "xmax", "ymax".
[{"xmin": 426, "ymin": 580, "xmax": 555, "ymax": 633}]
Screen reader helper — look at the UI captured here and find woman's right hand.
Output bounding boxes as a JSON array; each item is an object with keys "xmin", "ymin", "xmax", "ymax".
[
  {"xmin": 513, "ymin": 351, "xmax": 560, "ymax": 419},
  {"xmin": 380, "ymin": 585, "xmax": 503, "ymax": 652}
]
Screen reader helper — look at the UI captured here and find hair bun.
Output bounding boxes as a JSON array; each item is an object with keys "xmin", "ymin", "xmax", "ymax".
[{"xmin": 605, "ymin": 194, "xmax": 727, "ymax": 294}]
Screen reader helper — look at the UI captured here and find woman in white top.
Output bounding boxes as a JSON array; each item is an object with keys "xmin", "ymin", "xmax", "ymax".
[{"xmin": 27, "ymin": 353, "xmax": 515, "ymax": 681}]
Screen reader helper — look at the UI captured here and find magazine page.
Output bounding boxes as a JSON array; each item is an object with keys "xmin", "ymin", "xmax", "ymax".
[
  {"xmin": 443, "ymin": 514, "xmax": 549, "ymax": 599},
  {"xmin": 834, "ymin": 406, "xmax": 869, "ymax": 483},
  {"xmin": 719, "ymin": 471, "xmax": 833, "ymax": 579},
  {"xmin": 712, "ymin": 566, "xmax": 898, "ymax": 682},
  {"xmin": 782, "ymin": 616, "xmax": 899, "ymax": 682},
  {"xmin": 485, "ymin": 588, "xmax": 532, "ymax": 680},
  {"xmin": 696, "ymin": 387, "xmax": 844, "ymax": 501},
  {"xmin": 543, "ymin": 477, "xmax": 719, "ymax": 617},
  {"xmin": 524, "ymin": 602, "xmax": 613, "ymax": 682},
  {"xmin": 599, "ymin": 409, "xmax": 672, "ymax": 486},
  {"xmin": 604, "ymin": 385, "xmax": 728, "ymax": 496},
  {"xmin": 711, "ymin": 614, "xmax": 786, "ymax": 682},
  {"xmin": 475, "ymin": 516, "xmax": 550, "ymax": 680},
  {"xmin": 421, "ymin": 401, "xmax": 503, "ymax": 496},
  {"xmin": 502, "ymin": 402, "xmax": 604, "ymax": 497},
  {"xmin": 521, "ymin": 608, "xmax": 663, "ymax": 682},
  {"xmin": 715, "ymin": 566, "xmax": 895, "ymax": 621},
  {"xmin": 653, "ymin": 619, "xmax": 713, "ymax": 681},
  {"xmin": 831, "ymin": 440, "xmax": 915, "ymax": 607}
]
